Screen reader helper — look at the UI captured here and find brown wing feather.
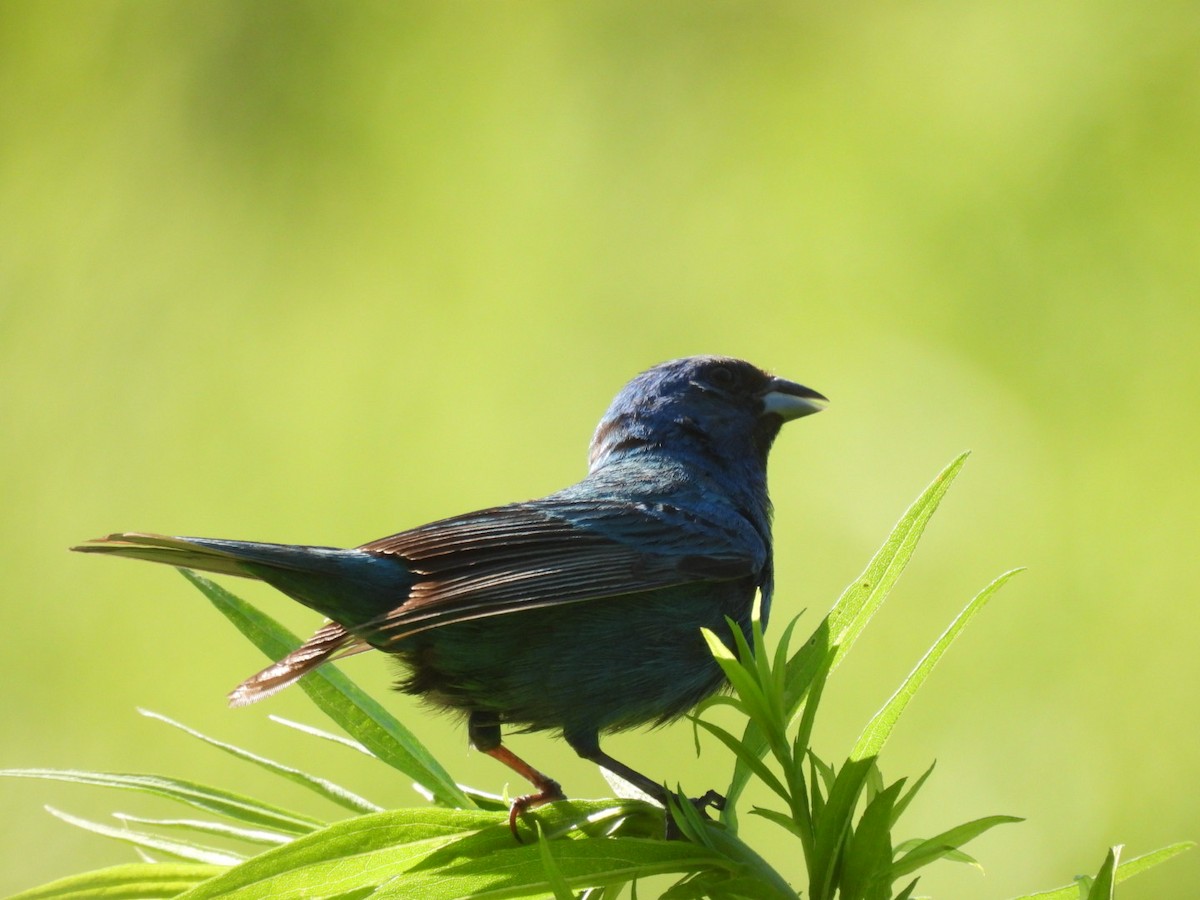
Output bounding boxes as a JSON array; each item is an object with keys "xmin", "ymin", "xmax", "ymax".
[
  {"xmin": 357, "ymin": 501, "xmax": 758, "ymax": 645},
  {"xmin": 228, "ymin": 621, "xmax": 366, "ymax": 707}
]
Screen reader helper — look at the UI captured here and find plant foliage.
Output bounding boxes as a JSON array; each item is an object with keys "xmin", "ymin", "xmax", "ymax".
[{"xmin": 3, "ymin": 455, "xmax": 1190, "ymax": 898}]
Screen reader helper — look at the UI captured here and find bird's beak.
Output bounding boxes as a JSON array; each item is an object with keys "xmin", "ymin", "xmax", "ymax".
[{"xmin": 759, "ymin": 377, "xmax": 828, "ymax": 421}]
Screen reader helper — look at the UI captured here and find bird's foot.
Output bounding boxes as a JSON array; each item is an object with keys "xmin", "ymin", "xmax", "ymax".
[
  {"xmin": 664, "ymin": 788, "xmax": 727, "ymax": 840},
  {"xmin": 477, "ymin": 740, "xmax": 566, "ymax": 841},
  {"xmin": 507, "ymin": 779, "xmax": 565, "ymax": 841},
  {"xmin": 692, "ymin": 788, "xmax": 726, "ymax": 814}
]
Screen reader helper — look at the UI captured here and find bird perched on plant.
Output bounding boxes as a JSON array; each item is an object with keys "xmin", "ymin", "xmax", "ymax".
[{"xmin": 74, "ymin": 356, "xmax": 826, "ymax": 832}]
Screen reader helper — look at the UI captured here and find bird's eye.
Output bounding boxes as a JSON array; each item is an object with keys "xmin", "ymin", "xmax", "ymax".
[{"xmin": 709, "ymin": 365, "xmax": 735, "ymax": 388}]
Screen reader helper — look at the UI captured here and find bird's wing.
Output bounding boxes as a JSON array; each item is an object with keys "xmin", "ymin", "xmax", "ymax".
[
  {"xmin": 358, "ymin": 498, "xmax": 765, "ymax": 643},
  {"xmin": 227, "ymin": 620, "xmax": 364, "ymax": 706}
]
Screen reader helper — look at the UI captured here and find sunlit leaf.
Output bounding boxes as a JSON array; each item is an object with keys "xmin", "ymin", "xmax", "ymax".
[
  {"xmin": 723, "ymin": 453, "xmax": 970, "ymax": 823},
  {"xmin": 0, "ymin": 769, "xmax": 321, "ymax": 836},
  {"xmin": 139, "ymin": 709, "xmax": 382, "ymax": 815},
  {"xmin": 171, "ymin": 803, "xmax": 722, "ymax": 900},
  {"xmin": 45, "ymin": 806, "xmax": 244, "ymax": 867},
  {"xmin": 889, "ymin": 815, "xmax": 1022, "ymax": 881},
  {"xmin": 851, "ymin": 569, "xmax": 1021, "ymax": 761},
  {"xmin": 111, "ymin": 813, "xmax": 292, "ymax": 847},
  {"xmin": 1007, "ymin": 842, "xmax": 1194, "ymax": 900},
  {"xmin": 181, "ymin": 570, "xmax": 470, "ymax": 809},
  {"xmin": 2, "ymin": 862, "xmax": 221, "ymax": 900}
]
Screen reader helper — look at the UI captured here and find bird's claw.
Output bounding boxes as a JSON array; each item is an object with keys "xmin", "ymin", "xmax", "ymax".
[
  {"xmin": 507, "ymin": 780, "xmax": 565, "ymax": 841},
  {"xmin": 664, "ymin": 788, "xmax": 727, "ymax": 840},
  {"xmin": 692, "ymin": 788, "xmax": 726, "ymax": 813}
]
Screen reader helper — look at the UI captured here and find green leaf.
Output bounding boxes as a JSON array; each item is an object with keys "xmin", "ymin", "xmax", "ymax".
[
  {"xmin": 180, "ymin": 570, "xmax": 471, "ymax": 808},
  {"xmin": 267, "ymin": 715, "xmax": 373, "ymax": 756},
  {"xmin": 723, "ymin": 453, "xmax": 970, "ymax": 822},
  {"xmin": 170, "ymin": 803, "xmax": 722, "ymax": 900},
  {"xmin": 890, "ymin": 762, "xmax": 935, "ymax": 827},
  {"xmin": 823, "ymin": 452, "xmax": 971, "ymax": 671},
  {"xmin": 0, "ymin": 769, "xmax": 322, "ymax": 836},
  {"xmin": 891, "ymin": 838, "xmax": 976, "ymax": 868},
  {"xmin": 664, "ymin": 790, "xmax": 711, "ymax": 849},
  {"xmin": 1084, "ymin": 845, "xmax": 1119, "ymax": 900},
  {"xmin": 769, "ymin": 615, "xmax": 803, "ymax": 704},
  {"xmin": 701, "ymin": 628, "xmax": 776, "ymax": 730},
  {"xmin": 111, "ymin": 813, "xmax": 292, "ymax": 847},
  {"xmin": 536, "ymin": 823, "xmax": 577, "ymax": 900},
  {"xmin": 839, "ymin": 779, "xmax": 903, "ymax": 900},
  {"xmin": 1007, "ymin": 842, "xmax": 1194, "ymax": 900},
  {"xmin": 691, "ymin": 823, "xmax": 800, "ymax": 900},
  {"xmin": 3, "ymin": 863, "xmax": 222, "ymax": 900},
  {"xmin": 44, "ymin": 806, "xmax": 244, "ymax": 867},
  {"xmin": 808, "ymin": 757, "xmax": 875, "ymax": 900},
  {"xmin": 809, "ymin": 753, "xmax": 836, "ymax": 794},
  {"xmin": 787, "ymin": 638, "xmax": 825, "ymax": 758},
  {"xmin": 177, "ymin": 806, "xmax": 505, "ymax": 899},
  {"xmin": 851, "ymin": 569, "xmax": 1021, "ymax": 761},
  {"xmin": 889, "ymin": 815, "xmax": 1022, "ymax": 881},
  {"xmin": 662, "ymin": 872, "xmax": 793, "ymax": 900},
  {"xmin": 139, "ymin": 709, "xmax": 382, "ymax": 815},
  {"xmin": 692, "ymin": 719, "xmax": 791, "ymax": 806},
  {"xmin": 749, "ymin": 806, "xmax": 805, "ymax": 840}
]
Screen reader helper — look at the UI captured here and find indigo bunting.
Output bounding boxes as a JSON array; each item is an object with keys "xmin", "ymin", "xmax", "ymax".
[{"xmin": 74, "ymin": 356, "xmax": 826, "ymax": 830}]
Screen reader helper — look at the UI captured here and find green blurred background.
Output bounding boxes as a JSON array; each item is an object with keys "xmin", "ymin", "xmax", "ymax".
[{"xmin": 2, "ymin": 1, "xmax": 1197, "ymax": 896}]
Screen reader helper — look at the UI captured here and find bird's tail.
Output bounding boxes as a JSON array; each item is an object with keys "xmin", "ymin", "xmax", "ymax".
[
  {"xmin": 72, "ymin": 532, "xmax": 409, "ymax": 704},
  {"xmin": 73, "ymin": 532, "xmax": 357, "ymax": 579}
]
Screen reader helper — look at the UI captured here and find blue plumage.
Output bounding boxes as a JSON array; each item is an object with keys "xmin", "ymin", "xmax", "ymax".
[{"xmin": 74, "ymin": 356, "xmax": 826, "ymax": 828}]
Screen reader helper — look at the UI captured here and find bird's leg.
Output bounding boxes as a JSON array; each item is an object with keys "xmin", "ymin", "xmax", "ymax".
[
  {"xmin": 468, "ymin": 711, "xmax": 564, "ymax": 839},
  {"xmin": 565, "ymin": 731, "xmax": 725, "ymax": 839}
]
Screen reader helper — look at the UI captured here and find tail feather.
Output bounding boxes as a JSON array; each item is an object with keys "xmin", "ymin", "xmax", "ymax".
[
  {"xmin": 71, "ymin": 532, "xmax": 259, "ymax": 578},
  {"xmin": 72, "ymin": 532, "xmax": 413, "ymax": 627},
  {"xmin": 73, "ymin": 531, "xmax": 416, "ymax": 701}
]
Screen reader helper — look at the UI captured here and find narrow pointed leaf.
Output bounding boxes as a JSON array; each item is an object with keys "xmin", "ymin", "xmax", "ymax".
[
  {"xmin": 750, "ymin": 806, "xmax": 804, "ymax": 839},
  {"xmin": 536, "ymin": 824, "xmax": 577, "ymax": 900},
  {"xmin": 45, "ymin": 806, "xmax": 244, "ymax": 867},
  {"xmin": 824, "ymin": 452, "xmax": 971, "ymax": 669},
  {"xmin": 771, "ymin": 616, "xmax": 803, "ymax": 697},
  {"xmin": 172, "ymin": 803, "xmax": 722, "ymax": 900},
  {"xmin": 792, "ymin": 658, "xmax": 830, "ymax": 772},
  {"xmin": 177, "ymin": 806, "xmax": 509, "ymax": 899},
  {"xmin": 0, "ymin": 769, "xmax": 321, "ymax": 835},
  {"xmin": 840, "ymin": 780, "xmax": 903, "ymax": 900},
  {"xmin": 665, "ymin": 790, "xmax": 712, "ymax": 849},
  {"xmin": 809, "ymin": 752, "xmax": 836, "ymax": 794},
  {"xmin": 697, "ymin": 824, "xmax": 799, "ymax": 900},
  {"xmin": 693, "ymin": 719, "xmax": 791, "ymax": 805},
  {"xmin": 890, "ymin": 815, "xmax": 1022, "ymax": 881},
  {"xmin": 891, "ymin": 762, "xmax": 935, "ymax": 826},
  {"xmin": 181, "ymin": 570, "xmax": 471, "ymax": 808},
  {"xmin": 852, "ymin": 569, "xmax": 1021, "ymax": 761},
  {"xmin": 892, "ymin": 838, "xmax": 976, "ymax": 867},
  {"xmin": 111, "ymin": 813, "xmax": 293, "ymax": 847},
  {"xmin": 808, "ymin": 760, "xmax": 826, "ymax": 822},
  {"xmin": 1007, "ymin": 842, "xmax": 1193, "ymax": 899},
  {"xmin": 139, "ymin": 709, "xmax": 382, "ymax": 815},
  {"xmin": 268, "ymin": 716, "xmax": 373, "ymax": 756},
  {"xmin": 3, "ymin": 863, "xmax": 221, "ymax": 900},
  {"xmin": 701, "ymin": 629, "xmax": 774, "ymax": 726},
  {"xmin": 810, "ymin": 757, "xmax": 876, "ymax": 900},
  {"xmin": 1084, "ymin": 846, "xmax": 1119, "ymax": 900},
  {"xmin": 724, "ymin": 453, "xmax": 970, "ymax": 819}
]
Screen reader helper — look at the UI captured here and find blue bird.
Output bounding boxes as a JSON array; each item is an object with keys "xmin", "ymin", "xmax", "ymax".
[{"xmin": 74, "ymin": 356, "xmax": 826, "ymax": 831}]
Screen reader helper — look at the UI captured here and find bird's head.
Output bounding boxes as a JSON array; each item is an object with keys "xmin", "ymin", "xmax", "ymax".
[{"xmin": 588, "ymin": 356, "xmax": 827, "ymax": 473}]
